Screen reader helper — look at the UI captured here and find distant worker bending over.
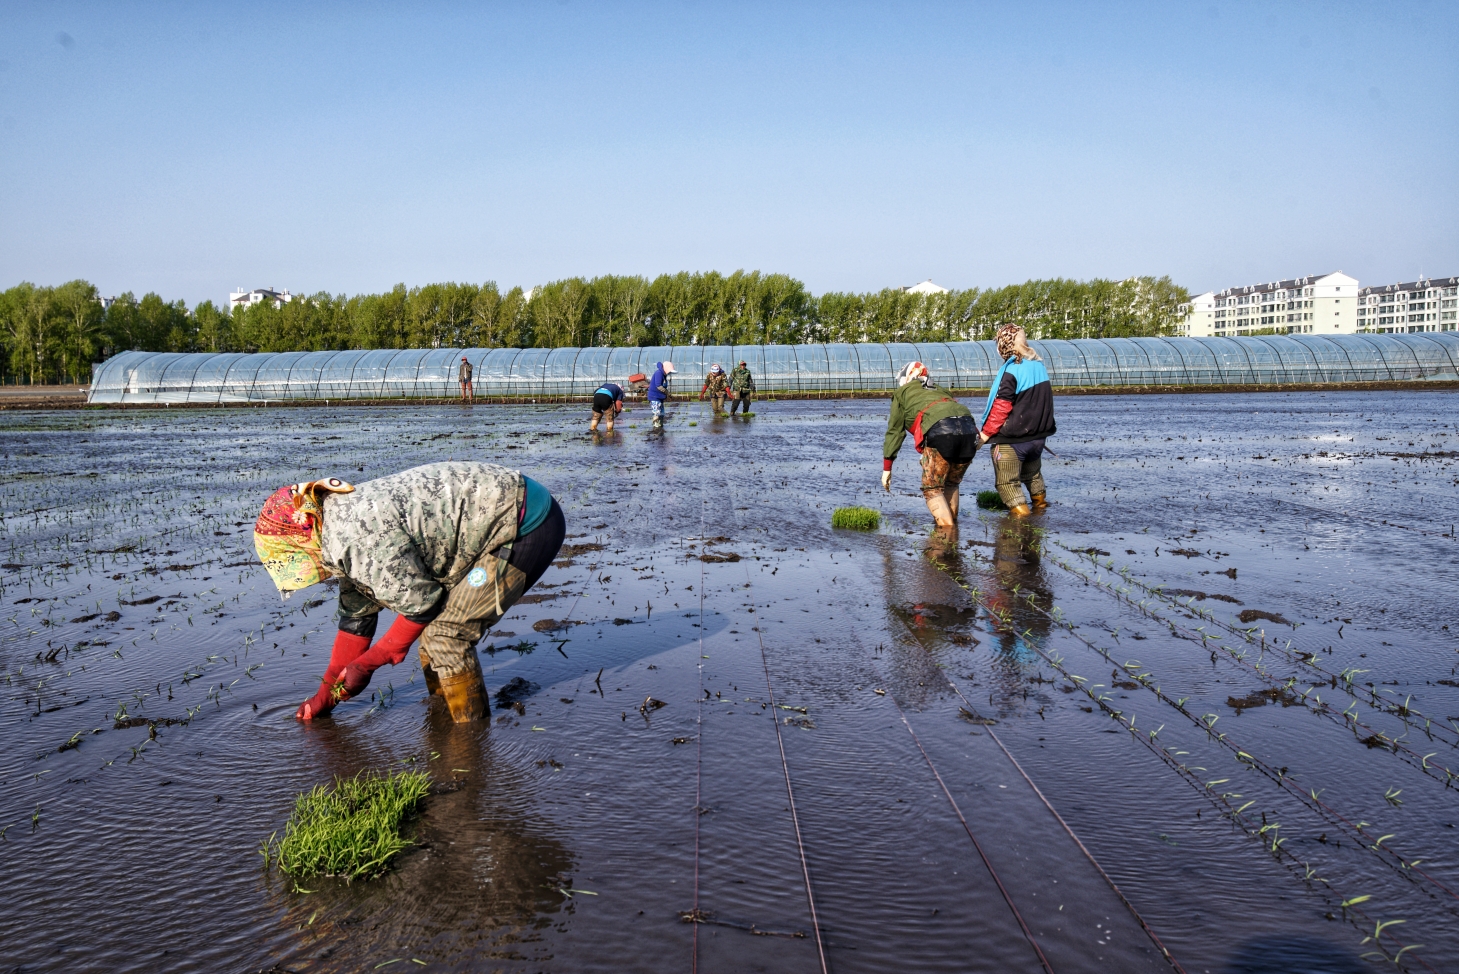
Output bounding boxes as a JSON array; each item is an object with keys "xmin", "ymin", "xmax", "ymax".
[
  {"xmin": 700, "ymin": 364, "xmax": 729, "ymax": 415},
  {"xmin": 647, "ymin": 361, "xmax": 675, "ymax": 430},
  {"xmin": 458, "ymin": 356, "xmax": 474, "ymax": 402},
  {"xmin": 978, "ymin": 325, "xmax": 1056, "ymax": 516},
  {"xmin": 590, "ymin": 381, "xmax": 624, "ymax": 432},
  {"xmin": 882, "ymin": 361, "xmax": 980, "ymax": 528},
  {"xmin": 254, "ymin": 461, "xmax": 565, "ymax": 724},
  {"xmin": 728, "ymin": 360, "xmax": 755, "ymax": 415}
]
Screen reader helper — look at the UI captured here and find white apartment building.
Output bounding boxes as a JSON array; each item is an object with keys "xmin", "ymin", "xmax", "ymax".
[
  {"xmin": 229, "ymin": 287, "xmax": 293, "ymax": 310},
  {"xmin": 1181, "ymin": 271, "xmax": 1357, "ymax": 338},
  {"xmin": 1356, "ymin": 276, "xmax": 1458, "ymax": 334}
]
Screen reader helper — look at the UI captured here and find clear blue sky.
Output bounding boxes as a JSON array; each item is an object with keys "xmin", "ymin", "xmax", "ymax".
[{"xmin": 1, "ymin": 1, "xmax": 1455, "ymax": 306}]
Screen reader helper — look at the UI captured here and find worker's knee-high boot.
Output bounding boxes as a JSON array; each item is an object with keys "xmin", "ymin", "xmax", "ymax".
[
  {"xmin": 418, "ymin": 645, "xmax": 442, "ymax": 696},
  {"xmin": 439, "ymin": 656, "xmax": 489, "ymax": 723},
  {"xmin": 1029, "ymin": 493, "xmax": 1049, "ymax": 512}
]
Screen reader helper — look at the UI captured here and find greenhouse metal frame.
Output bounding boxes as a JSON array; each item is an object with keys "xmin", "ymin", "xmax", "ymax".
[{"xmin": 87, "ymin": 335, "xmax": 1459, "ymax": 404}]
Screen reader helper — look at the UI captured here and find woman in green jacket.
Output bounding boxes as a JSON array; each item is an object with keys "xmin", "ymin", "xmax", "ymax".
[{"xmin": 882, "ymin": 362, "xmax": 980, "ymax": 527}]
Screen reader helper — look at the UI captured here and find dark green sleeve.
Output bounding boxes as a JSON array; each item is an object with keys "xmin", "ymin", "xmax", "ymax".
[{"xmin": 884, "ymin": 389, "xmax": 909, "ymax": 461}]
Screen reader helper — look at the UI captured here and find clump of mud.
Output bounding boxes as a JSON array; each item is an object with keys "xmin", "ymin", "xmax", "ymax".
[
  {"xmin": 1169, "ymin": 589, "xmax": 1243, "ymax": 605},
  {"xmin": 1238, "ymin": 609, "xmax": 1291, "ymax": 626},
  {"xmin": 1227, "ymin": 687, "xmax": 1299, "ymax": 712}
]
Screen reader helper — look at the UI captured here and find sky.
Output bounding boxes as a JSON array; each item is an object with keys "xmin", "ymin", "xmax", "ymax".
[{"xmin": 1, "ymin": 1, "xmax": 1455, "ymax": 306}]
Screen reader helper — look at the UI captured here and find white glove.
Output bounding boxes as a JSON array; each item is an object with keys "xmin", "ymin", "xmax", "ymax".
[{"xmin": 881, "ymin": 470, "xmax": 892, "ymax": 492}]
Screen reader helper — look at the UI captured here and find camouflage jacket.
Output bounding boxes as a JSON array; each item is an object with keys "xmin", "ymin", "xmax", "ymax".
[
  {"xmin": 320, "ymin": 462, "xmax": 522, "ymax": 621},
  {"xmin": 729, "ymin": 365, "xmax": 755, "ymax": 393},
  {"xmin": 702, "ymin": 371, "xmax": 729, "ymax": 395}
]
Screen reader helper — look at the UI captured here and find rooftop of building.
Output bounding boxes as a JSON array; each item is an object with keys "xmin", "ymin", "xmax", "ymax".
[
  {"xmin": 1358, "ymin": 276, "xmax": 1459, "ymax": 295},
  {"xmin": 1213, "ymin": 271, "xmax": 1354, "ymax": 299}
]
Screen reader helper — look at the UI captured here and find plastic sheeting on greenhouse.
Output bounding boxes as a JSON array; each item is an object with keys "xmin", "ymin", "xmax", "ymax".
[{"xmin": 86, "ymin": 335, "xmax": 1459, "ymax": 404}]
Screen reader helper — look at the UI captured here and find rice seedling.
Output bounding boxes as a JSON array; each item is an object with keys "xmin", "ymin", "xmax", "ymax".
[
  {"xmin": 831, "ymin": 507, "xmax": 880, "ymax": 531},
  {"xmin": 976, "ymin": 490, "xmax": 1006, "ymax": 510},
  {"xmin": 260, "ymin": 769, "xmax": 432, "ymax": 881}
]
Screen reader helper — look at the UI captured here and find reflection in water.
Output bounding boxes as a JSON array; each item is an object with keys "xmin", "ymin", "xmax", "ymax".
[
  {"xmin": 975, "ymin": 518, "xmax": 1052, "ymax": 666},
  {"xmin": 266, "ymin": 714, "xmax": 575, "ymax": 972}
]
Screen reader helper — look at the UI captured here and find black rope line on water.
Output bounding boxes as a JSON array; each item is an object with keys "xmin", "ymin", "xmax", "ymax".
[
  {"xmin": 692, "ymin": 503, "xmax": 706, "ymax": 973},
  {"xmin": 886, "ymin": 692, "xmax": 1056, "ymax": 974},
  {"xmin": 927, "ymin": 543, "xmax": 1438, "ymax": 971},
  {"xmin": 1052, "ymin": 543, "xmax": 1459, "ymax": 769},
  {"xmin": 745, "ymin": 562, "xmax": 830, "ymax": 974},
  {"xmin": 1035, "ymin": 549, "xmax": 1459, "ymax": 908},
  {"xmin": 877, "ymin": 572, "xmax": 1186, "ymax": 973}
]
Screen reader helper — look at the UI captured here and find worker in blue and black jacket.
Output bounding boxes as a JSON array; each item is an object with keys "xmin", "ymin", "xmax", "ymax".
[
  {"xmin": 978, "ymin": 324, "xmax": 1056, "ymax": 516},
  {"xmin": 590, "ymin": 381, "xmax": 624, "ymax": 432}
]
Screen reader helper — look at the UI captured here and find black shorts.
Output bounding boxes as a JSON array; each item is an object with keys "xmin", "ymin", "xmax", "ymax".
[
  {"xmin": 592, "ymin": 392, "xmax": 616, "ymax": 413},
  {"xmin": 923, "ymin": 415, "xmax": 980, "ymax": 463}
]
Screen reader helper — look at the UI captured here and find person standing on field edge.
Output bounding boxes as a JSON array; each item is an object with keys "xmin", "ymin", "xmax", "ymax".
[
  {"xmin": 977, "ymin": 324, "xmax": 1056, "ymax": 516},
  {"xmin": 458, "ymin": 356, "xmax": 474, "ymax": 402},
  {"xmin": 701, "ymin": 364, "xmax": 729, "ymax": 415},
  {"xmin": 728, "ymin": 360, "xmax": 755, "ymax": 414},
  {"xmin": 882, "ymin": 361, "xmax": 979, "ymax": 529}
]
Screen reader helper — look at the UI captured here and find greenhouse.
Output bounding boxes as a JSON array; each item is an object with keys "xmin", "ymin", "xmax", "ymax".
[{"xmin": 87, "ymin": 334, "xmax": 1459, "ymax": 404}]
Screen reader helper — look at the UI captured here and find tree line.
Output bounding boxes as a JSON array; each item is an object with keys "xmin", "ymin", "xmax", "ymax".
[{"xmin": 0, "ymin": 273, "xmax": 1188, "ymax": 384}]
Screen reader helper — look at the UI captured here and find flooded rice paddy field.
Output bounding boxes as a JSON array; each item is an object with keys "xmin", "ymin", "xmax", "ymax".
[{"xmin": 2, "ymin": 392, "xmax": 1458, "ymax": 974}]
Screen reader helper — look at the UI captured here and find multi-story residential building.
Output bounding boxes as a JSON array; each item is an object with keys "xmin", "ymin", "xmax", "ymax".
[
  {"xmin": 1356, "ymin": 276, "xmax": 1458, "ymax": 334},
  {"xmin": 229, "ymin": 287, "xmax": 293, "ymax": 310},
  {"xmin": 1181, "ymin": 271, "xmax": 1357, "ymax": 338}
]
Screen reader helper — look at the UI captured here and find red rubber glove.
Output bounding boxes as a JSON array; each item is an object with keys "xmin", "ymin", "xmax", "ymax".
[
  {"xmin": 339, "ymin": 616, "xmax": 428, "ymax": 700},
  {"xmin": 296, "ymin": 630, "xmax": 371, "ymax": 720}
]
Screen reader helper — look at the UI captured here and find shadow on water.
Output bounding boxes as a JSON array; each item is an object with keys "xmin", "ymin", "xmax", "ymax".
[
  {"xmin": 1218, "ymin": 936, "xmax": 1366, "ymax": 974},
  {"xmin": 263, "ymin": 713, "xmax": 575, "ymax": 972}
]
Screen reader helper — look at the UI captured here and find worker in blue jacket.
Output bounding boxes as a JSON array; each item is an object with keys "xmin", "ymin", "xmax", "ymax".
[
  {"xmin": 590, "ymin": 381, "xmax": 624, "ymax": 432},
  {"xmin": 978, "ymin": 325, "xmax": 1056, "ymax": 515},
  {"xmin": 647, "ymin": 361, "xmax": 675, "ymax": 430}
]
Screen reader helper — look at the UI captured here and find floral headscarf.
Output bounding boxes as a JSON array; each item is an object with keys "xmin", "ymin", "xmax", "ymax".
[
  {"xmin": 897, "ymin": 361, "xmax": 933, "ymax": 388},
  {"xmin": 254, "ymin": 478, "xmax": 354, "ymax": 594}
]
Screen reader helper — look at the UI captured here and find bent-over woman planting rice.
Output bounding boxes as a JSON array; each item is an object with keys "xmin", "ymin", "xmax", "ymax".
[{"xmin": 253, "ymin": 461, "xmax": 566, "ymax": 723}]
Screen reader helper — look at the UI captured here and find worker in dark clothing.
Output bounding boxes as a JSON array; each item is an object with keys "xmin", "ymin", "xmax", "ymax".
[
  {"xmin": 978, "ymin": 325, "xmax": 1056, "ymax": 516},
  {"xmin": 882, "ymin": 362, "xmax": 979, "ymax": 528},
  {"xmin": 647, "ymin": 361, "xmax": 675, "ymax": 430},
  {"xmin": 590, "ymin": 382, "xmax": 624, "ymax": 432},
  {"xmin": 728, "ymin": 361, "xmax": 755, "ymax": 415},
  {"xmin": 458, "ymin": 356, "xmax": 474, "ymax": 401}
]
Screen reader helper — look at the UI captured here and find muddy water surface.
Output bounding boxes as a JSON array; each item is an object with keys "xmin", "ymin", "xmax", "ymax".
[{"xmin": 2, "ymin": 392, "xmax": 1457, "ymax": 973}]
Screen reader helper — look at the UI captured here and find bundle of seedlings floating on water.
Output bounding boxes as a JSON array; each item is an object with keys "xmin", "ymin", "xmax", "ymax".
[
  {"xmin": 976, "ymin": 490, "xmax": 1007, "ymax": 510},
  {"xmin": 831, "ymin": 507, "xmax": 880, "ymax": 530},
  {"xmin": 260, "ymin": 768, "xmax": 431, "ymax": 881}
]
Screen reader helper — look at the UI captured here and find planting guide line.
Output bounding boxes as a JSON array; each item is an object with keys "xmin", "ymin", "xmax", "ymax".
[
  {"xmin": 876, "ymin": 575, "xmax": 1188, "ymax": 974},
  {"xmin": 1052, "ymin": 540, "xmax": 1459, "ymax": 758},
  {"xmin": 1037, "ymin": 548, "xmax": 1459, "ymax": 909},
  {"xmin": 922, "ymin": 536, "xmax": 1440, "ymax": 971}
]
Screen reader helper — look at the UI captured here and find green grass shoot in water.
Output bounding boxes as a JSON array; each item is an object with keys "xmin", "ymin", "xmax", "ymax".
[
  {"xmin": 831, "ymin": 507, "xmax": 880, "ymax": 530},
  {"xmin": 261, "ymin": 769, "xmax": 431, "ymax": 881},
  {"xmin": 976, "ymin": 490, "xmax": 1007, "ymax": 510}
]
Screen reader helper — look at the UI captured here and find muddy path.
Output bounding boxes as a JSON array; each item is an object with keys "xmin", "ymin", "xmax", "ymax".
[{"xmin": 1, "ymin": 391, "xmax": 1456, "ymax": 972}]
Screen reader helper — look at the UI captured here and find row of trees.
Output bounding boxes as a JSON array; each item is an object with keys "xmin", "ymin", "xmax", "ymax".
[{"xmin": 0, "ymin": 273, "xmax": 1189, "ymax": 384}]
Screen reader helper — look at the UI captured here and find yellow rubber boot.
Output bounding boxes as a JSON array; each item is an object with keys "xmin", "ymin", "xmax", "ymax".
[
  {"xmin": 1030, "ymin": 493, "xmax": 1048, "ymax": 512},
  {"xmin": 439, "ymin": 670, "xmax": 490, "ymax": 723},
  {"xmin": 1009, "ymin": 503, "xmax": 1033, "ymax": 517},
  {"xmin": 422, "ymin": 665, "xmax": 442, "ymax": 696}
]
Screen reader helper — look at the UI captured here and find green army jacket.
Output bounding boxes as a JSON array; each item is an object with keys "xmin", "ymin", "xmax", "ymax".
[
  {"xmin": 883, "ymin": 382, "xmax": 971, "ymax": 461},
  {"xmin": 321, "ymin": 461, "xmax": 522, "ymax": 621},
  {"xmin": 729, "ymin": 366, "xmax": 755, "ymax": 393}
]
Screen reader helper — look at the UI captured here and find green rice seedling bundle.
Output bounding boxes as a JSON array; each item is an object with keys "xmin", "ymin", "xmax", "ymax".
[
  {"xmin": 831, "ymin": 507, "xmax": 880, "ymax": 530},
  {"xmin": 262, "ymin": 769, "xmax": 431, "ymax": 880},
  {"xmin": 976, "ymin": 490, "xmax": 1007, "ymax": 510}
]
